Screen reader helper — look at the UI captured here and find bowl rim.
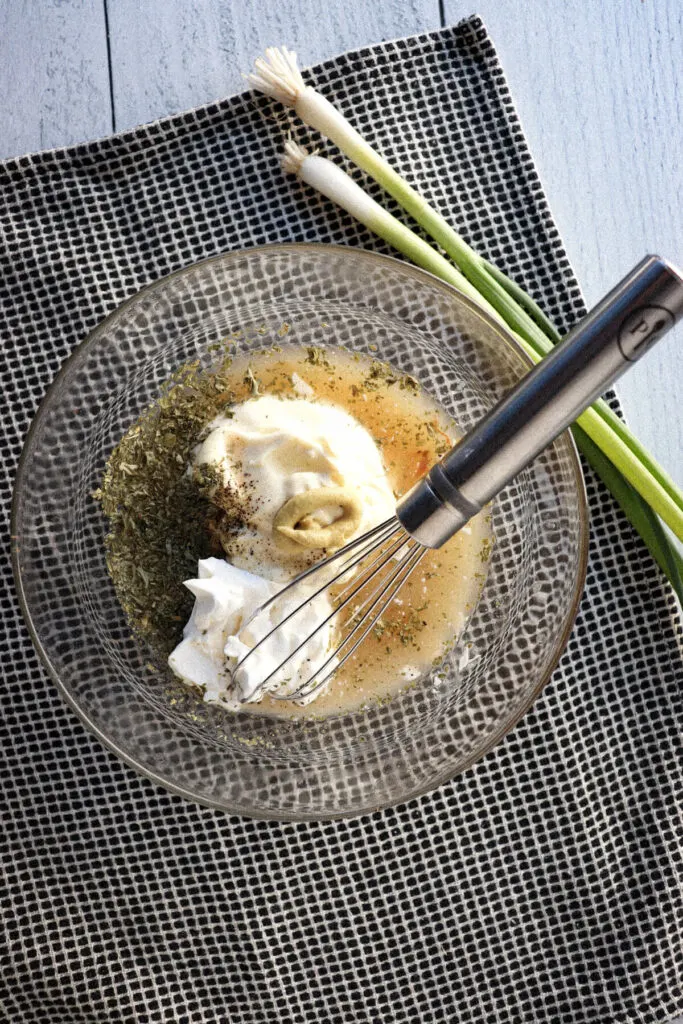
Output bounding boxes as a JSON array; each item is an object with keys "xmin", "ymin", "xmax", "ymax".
[{"xmin": 11, "ymin": 241, "xmax": 589, "ymax": 819}]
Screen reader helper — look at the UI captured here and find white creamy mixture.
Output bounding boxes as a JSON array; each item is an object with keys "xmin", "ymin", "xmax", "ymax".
[{"xmin": 168, "ymin": 395, "xmax": 397, "ymax": 709}]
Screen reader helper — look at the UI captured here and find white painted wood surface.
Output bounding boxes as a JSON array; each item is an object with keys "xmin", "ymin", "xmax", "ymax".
[
  {"xmin": 106, "ymin": 0, "xmax": 439, "ymax": 130},
  {"xmin": 0, "ymin": 0, "xmax": 681, "ymax": 490},
  {"xmin": 0, "ymin": 0, "xmax": 111, "ymax": 152}
]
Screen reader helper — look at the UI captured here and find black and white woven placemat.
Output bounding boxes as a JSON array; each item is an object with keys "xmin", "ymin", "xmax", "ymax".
[{"xmin": 2, "ymin": 17, "xmax": 681, "ymax": 1024}]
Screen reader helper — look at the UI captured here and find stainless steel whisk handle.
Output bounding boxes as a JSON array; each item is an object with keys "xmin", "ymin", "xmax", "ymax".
[{"xmin": 397, "ymin": 255, "xmax": 683, "ymax": 548}]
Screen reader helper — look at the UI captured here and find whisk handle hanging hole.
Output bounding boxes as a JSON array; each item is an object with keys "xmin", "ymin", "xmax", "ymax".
[{"xmin": 397, "ymin": 255, "xmax": 683, "ymax": 548}]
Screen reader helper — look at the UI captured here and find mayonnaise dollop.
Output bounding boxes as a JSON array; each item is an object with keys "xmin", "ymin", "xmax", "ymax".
[
  {"xmin": 192, "ymin": 395, "xmax": 396, "ymax": 580},
  {"xmin": 169, "ymin": 394, "xmax": 396, "ymax": 709}
]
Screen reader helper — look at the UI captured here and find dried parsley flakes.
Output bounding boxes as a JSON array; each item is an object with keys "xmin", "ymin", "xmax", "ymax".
[{"xmin": 96, "ymin": 356, "xmax": 245, "ymax": 657}]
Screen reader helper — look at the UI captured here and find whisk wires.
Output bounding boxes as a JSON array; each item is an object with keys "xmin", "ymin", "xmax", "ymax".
[{"xmin": 233, "ymin": 517, "xmax": 426, "ymax": 703}]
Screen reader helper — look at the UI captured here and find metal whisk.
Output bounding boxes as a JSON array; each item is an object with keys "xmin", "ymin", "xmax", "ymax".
[{"xmin": 234, "ymin": 255, "xmax": 683, "ymax": 704}]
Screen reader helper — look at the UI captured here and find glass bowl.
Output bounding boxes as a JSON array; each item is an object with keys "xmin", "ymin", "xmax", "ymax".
[{"xmin": 12, "ymin": 244, "xmax": 588, "ymax": 820}]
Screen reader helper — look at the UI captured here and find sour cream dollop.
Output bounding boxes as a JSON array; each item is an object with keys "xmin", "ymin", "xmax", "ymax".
[
  {"xmin": 169, "ymin": 395, "xmax": 396, "ymax": 709},
  {"xmin": 168, "ymin": 557, "xmax": 336, "ymax": 707}
]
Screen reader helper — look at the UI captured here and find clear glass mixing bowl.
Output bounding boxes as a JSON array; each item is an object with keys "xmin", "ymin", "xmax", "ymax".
[{"xmin": 12, "ymin": 245, "xmax": 588, "ymax": 819}]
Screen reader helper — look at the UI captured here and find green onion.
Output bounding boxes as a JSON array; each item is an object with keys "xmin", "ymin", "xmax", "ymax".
[{"xmin": 251, "ymin": 48, "xmax": 683, "ymax": 599}]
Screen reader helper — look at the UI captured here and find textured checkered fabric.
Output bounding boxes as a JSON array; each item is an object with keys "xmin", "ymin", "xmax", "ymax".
[{"xmin": 1, "ymin": 17, "xmax": 681, "ymax": 1024}]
